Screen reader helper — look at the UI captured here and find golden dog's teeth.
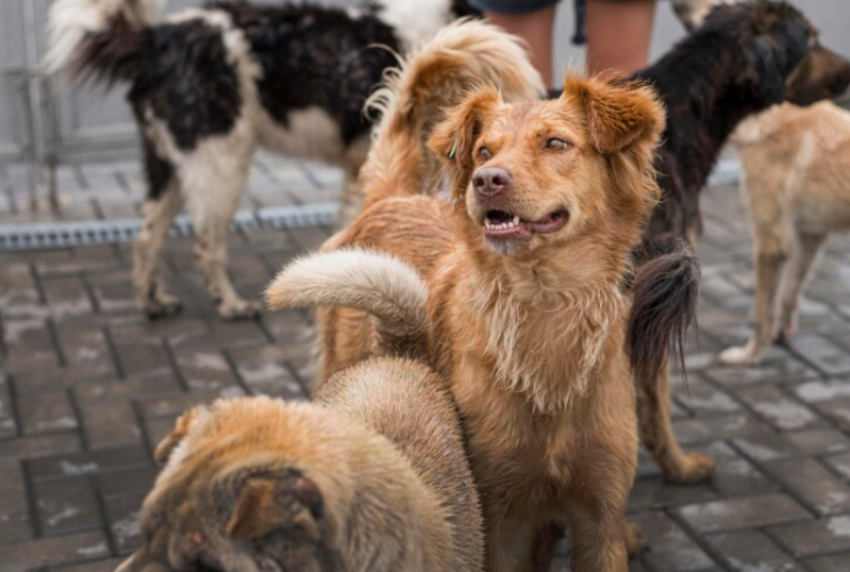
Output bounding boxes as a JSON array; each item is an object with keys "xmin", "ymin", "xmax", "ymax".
[{"xmin": 511, "ymin": 215, "xmax": 520, "ymax": 226}]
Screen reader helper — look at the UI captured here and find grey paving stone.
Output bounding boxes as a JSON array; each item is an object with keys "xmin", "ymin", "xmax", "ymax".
[
  {"xmin": 806, "ymin": 553, "xmax": 850, "ymax": 572},
  {"xmin": 35, "ymin": 478, "xmax": 101, "ymax": 535},
  {"xmin": 769, "ymin": 515, "xmax": 850, "ymax": 558},
  {"xmin": 16, "ymin": 392, "xmax": 78, "ymax": 435},
  {"xmin": 79, "ymin": 400, "xmax": 142, "ymax": 450},
  {"xmin": 28, "ymin": 445, "xmax": 149, "ymax": 481},
  {"xmin": 631, "ymin": 511, "xmax": 715, "ymax": 571},
  {"xmin": 0, "ymin": 530, "xmax": 110, "ymax": 572},
  {"xmin": 676, "ymin": 494, "xmax": 811, "ymax": 533},
  {"xmin": 105, "ymin": 492, "xmax": 145, "ymax": 556},
  {"xmin": 790, "ymin": 335, "xmax": 850, "ymax": 376},
  {"xmin": 736, "ymin": 385, "xmax": 824, "ymax": 430},
  {"xmin": 763, "ymin": 458, "xmax": 850, "ymax": 516},
  {"xmin": 706, "ymin": 529, "xmax": 804, "ymax": 572},
  {"xmin": 733, "ymin": 428, "xmax": 850, "ymax": 462}
]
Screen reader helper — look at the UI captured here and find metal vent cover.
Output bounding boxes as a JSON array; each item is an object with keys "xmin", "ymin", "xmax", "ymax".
[
  {"xmin": 0, "ymin": 203, "xmax": 339, "ymax": 251},
  {"xmin": 0, "ymin": 159, "xmax": 741, "ymax": 252}
]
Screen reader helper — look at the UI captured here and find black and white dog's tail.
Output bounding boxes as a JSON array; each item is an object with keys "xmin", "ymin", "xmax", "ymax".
[
  {"xmin": 360, "ymin": 19, "xmax": 544, "ymax": 206},
  {"xmin": 44, "ymin": 0, "xmax": 163, "ymax": 83},
  {"xmin": 265, "ymin": 248, "xmax": 430, "ymax": 362}
]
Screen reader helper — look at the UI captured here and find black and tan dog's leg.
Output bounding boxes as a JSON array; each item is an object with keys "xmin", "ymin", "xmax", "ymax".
[
  {"xmin": 777, "ymin": 232, "xmax": 826, "ymax": 342},
  {"xmin": 134, "ymin": 183, "xmax": 184, "ymax": 319},
  {"xmin": 638, "ymin": 366, "xmax": 715, "ymax": 484}
]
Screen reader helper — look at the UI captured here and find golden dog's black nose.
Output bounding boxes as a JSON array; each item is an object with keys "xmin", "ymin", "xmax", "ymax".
[{"xmin": 473, "ymin": 167, "xmax": 513, "ymax": 198}]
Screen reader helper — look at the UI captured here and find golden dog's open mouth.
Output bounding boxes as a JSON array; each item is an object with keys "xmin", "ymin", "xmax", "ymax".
[{"xmin": 483, "ymin": 209, "xmax": 568, "ymax": 239}]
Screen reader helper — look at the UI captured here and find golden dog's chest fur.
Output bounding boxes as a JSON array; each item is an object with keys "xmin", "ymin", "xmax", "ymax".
[{"xmin": 323, "ymin": 192, "xmax": 641, "ymax": 571}]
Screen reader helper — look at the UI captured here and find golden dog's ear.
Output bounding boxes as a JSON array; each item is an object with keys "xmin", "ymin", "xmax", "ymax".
[
  {"xmin": 153, "ymin": 409, "xmax": 199, "ymax": 464},
  {"xmin": 227, "ymin": 473, "xmax": 323, "ymax": 542},
  {"xmin": 562, "ymin": 74, "xmax": 665, "ymax": 154},
  {"xmin": 428, "ymin": 88, "xmax": 501, "ymax": 197}
]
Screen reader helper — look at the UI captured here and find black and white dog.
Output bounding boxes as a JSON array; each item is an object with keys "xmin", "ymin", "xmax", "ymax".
[{"xmin": 45, "ymin": 0, "xmax": 476, "ymax": 319}]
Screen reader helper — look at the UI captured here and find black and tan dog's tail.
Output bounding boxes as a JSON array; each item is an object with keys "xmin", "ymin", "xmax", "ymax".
[
  {"xmin": 266, "ymin": 248, "xmax": 429, "ymax": 362},
  {"xmin": 43, "ymin": 0, "xmax": 162, "ymax": 83},
  {"xmin": 361, "ymin": 19, "xmax": 544, "ymax": 206},
  {"xmin": 628, "ymin": 236, "xmax": 700, "ymax": 384}
]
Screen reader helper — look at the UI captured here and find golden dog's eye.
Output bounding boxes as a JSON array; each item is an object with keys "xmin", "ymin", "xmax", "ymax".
[
  {"xmin": 477, "ymin": 146, "xmax": 492, "ymax": 161},
  {"xmin": 546, "ymin": 138, "xmax": 570, "ymax": 151}
]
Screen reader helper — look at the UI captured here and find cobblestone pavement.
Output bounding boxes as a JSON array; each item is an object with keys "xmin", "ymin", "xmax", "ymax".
[{"xmin": 3, "ymin": 158, "xmax": 850, "ymax": 571}]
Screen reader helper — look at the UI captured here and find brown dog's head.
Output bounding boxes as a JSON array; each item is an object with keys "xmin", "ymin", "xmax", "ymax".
[
  {"xmin": 429, "ymin": 74, "xmax": 665, "ymax": 260},
  {"xmin": 115, "ymin": 398, "xmax": 350, "ymax": 572},
  {"xmin": 674, "ymin": 0, "xmax": 850, "ymax": 106}
]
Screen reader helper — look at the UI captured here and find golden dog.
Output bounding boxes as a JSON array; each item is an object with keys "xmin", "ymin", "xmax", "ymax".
[{"xmin": 276, "ymin": 23, "xmax": 696, "ymax": 570}]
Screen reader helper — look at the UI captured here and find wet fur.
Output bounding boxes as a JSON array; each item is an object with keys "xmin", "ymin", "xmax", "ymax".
[
  {"xmin": 548, "ymin": 0, "xmax": 850, "ymax": 486},
  {"xmin": 308, "ymin": 22, "xmax": 666, "ymax": 571},
  {"xmin": 45, "ymin": 0, "xmax": 472, "ymax": 320}
]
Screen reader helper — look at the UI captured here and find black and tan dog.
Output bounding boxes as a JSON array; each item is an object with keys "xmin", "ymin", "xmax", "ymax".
[
  {"xmin": 594, "ymin": 0, "xmax": 850, "ymax": 486},
  {"xmin": 114, "ymin": 249, "xmax": 483, "ymax": 572}
]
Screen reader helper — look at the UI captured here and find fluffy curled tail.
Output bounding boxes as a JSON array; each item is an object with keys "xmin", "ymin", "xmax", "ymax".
[
  {"xmin": 628, "ymin": 236, "xmax": 700, "ymax": 384},
  {"xmin": 44, "ymin": 0, "xmax": 162, "ymax": 81},
  {"xmin": 360, "ymin": 19, "xmax": 544, "ymax": 206},
  {"xmin": 265, "ymin": 249, "xmax": 429, "ymax": 361}
]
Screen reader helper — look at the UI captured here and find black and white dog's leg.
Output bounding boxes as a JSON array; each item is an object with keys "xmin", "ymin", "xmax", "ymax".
[
  {"xmin": 182, "ymin": 147, "xmax": 260, "ymax": 320},
  {"xmin": 134, "ymin": 139, "xmax": 185, "ymax": 319}
]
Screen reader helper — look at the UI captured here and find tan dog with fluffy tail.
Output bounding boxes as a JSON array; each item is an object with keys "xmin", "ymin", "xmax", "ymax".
[
  {"xmin": 114, "ymin": 248, "xmax": 483, "ymax": 572},
  {"xmin": 278, "ymin": 18, "xmax": 700, "ymax": 572}
]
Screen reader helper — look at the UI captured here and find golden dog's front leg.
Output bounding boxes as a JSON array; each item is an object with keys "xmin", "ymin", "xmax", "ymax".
[{"xmin": 566, "ymin": 494, "xmax": 630, "ymax": 572}]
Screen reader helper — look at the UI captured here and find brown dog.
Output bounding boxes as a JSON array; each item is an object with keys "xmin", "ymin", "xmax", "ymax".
[
  {"xmin": 720, "ymin": 100, "xmax": 850, "ymax": 364},
  {"xmin": 114, "ymin": 255, "xmax": 483, "ymax": 571},
  {"xmin": 283, "ymin": 23, "xmax": 694, "ymax": 568}
]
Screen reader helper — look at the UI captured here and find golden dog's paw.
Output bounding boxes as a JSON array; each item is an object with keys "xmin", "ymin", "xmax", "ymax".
[
  {"xmin": 625, "ymin": 522, "xmax": 647, "ymax": 558},
  {"xmin": 666, "ymin": 451, "xmax": 716, "ymax": 485}
]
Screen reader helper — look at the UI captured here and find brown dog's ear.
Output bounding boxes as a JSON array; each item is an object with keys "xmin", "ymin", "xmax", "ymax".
[
  {"xmin": 561, "ymin": 73, "xmax": 665, "ymax": 154},
  {"xmin": 153, "ymin": 409, "xmax": 199, "ymax": 464},
  {"xmin": 428, "ymin": 88, "xmax": 501, "ymax": 197},
  {"xmin": 227, "ymin": 473, "xmax": 323, "ymax": 542}
]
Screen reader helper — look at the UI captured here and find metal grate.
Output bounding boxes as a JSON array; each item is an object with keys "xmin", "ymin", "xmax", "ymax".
[
  {"xmin": 0, "ymin": 203, "xmax": 339, "ymax": 251},
  {"xmin": 0, "ymin": 159, "xmax": 742, "ymax": 252}
]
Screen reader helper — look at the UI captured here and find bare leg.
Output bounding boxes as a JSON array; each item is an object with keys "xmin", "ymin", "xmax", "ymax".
[
  {"xmin": 134, "ymin": 183, "xmax": 184, "ymax": 319},
  {"xmin": 585, "ymin": 0, "xmax": 656, "ymax": 80},
  {"xmin": 638, "ymin": 366, "xmax": 715, "ymax": 483},
  {"xmin": 719, "ymin": 242, "xmax": 790, "ymax": 365},
  {"xmin": 777, "ymin": 232, "xmax": 826, "ymax": 342},
  {"xmin": 484, "ymin": 6, "xmax": 556, "ymax": 88}
]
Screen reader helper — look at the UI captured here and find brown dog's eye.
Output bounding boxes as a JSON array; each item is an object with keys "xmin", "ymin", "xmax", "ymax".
[
  {"xmin": 546, "ymin": 138, "xmax": 571, "ymax": 151},
  {"xmin": 477, "ymin": 146, "xmax": 492, "ymax": 161}
]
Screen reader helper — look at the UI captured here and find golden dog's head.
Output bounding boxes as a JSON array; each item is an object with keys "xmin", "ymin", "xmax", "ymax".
[
  {"xmin": 430, "ymin": 74, "xmax": 665, "ymax": 258},
  {"xmin": 115, "ymin": 398, "xmax": 352, "ymax": 572}
]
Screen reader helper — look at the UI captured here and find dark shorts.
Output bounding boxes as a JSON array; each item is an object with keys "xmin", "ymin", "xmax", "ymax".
[{"xmin": 468, "ymin": 0, "xmax": 562, "ymax": 15}]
